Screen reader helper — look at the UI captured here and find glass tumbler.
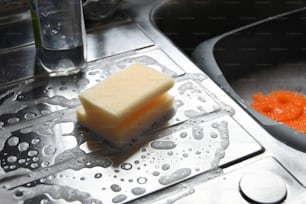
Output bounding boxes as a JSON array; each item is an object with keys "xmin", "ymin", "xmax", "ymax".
[{"xmin": 29, "ymin": 0, "xmax": 87, "ymax": 75}]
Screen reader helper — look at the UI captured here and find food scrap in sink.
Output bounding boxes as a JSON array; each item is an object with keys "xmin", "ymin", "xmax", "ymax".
[
  {"xmin": 251, "ymin": 90, "xmax": 306, "ymax": 133},
  {"xmin": 77, "ymin": 63, "xmax": 175, "ymax": 146}
]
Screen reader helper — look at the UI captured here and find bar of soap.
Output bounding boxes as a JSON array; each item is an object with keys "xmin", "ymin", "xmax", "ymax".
[{"xmin": 77, "ymin": 63, "xmax": 174, "ymax": 145}]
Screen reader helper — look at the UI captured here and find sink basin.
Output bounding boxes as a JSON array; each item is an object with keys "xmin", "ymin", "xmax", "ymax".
[
  {"xmin": 152, "ymin": 0, "xmax": 306, "ymax": 56},
  {"xmin": 192, "ymin": 8, "xmax": 306, "ymax": 152}
]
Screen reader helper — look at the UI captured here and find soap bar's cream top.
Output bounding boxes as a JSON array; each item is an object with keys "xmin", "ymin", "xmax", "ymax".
[{"xmin": 78, "ymin": 63, "xmax": 174, "ymax": 127}]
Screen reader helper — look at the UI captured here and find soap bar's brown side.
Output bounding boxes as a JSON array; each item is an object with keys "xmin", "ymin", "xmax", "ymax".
[{"xmin": 79, "ymin": 63, "xmax": 174, "ymax": 127}]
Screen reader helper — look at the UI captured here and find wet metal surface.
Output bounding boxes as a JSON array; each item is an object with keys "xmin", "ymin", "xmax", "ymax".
[
  {"xmin": 172, "ymin": 157, "xmax": 304, "ymax": 204},
  {"xmin": 0, "ymin": 12, "xmax": 153, "ymax": 84},
  {"xmin": 0, "ymin": 50, "xmax": 262, "ymax": 203},
  {"xmin": 0, "ymin": 0, "xmax": 305, "ymax": 203}
]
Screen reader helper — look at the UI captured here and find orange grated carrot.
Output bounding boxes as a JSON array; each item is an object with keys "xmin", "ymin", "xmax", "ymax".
[{"xmin": 251, "ymin": 90, "xmax": 306, "ymax": 133}]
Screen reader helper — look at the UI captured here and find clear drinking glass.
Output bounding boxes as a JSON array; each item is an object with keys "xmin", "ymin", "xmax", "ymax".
[{"xmin": 29, "ymin": 0, "xmax": 87, "ymax": 75}]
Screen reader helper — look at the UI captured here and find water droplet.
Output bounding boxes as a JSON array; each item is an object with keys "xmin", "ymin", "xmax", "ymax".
[
  {"xmin": 14, "ymin": 190, "xmax": 24, "ymax": 199},
  {"xmin": 192, "ymin": 126, "xmax": 204, "ymax": 140},
  {"xmin": 28, "ymin": 150, "xmax": 39, "ymax": 157},
  {"xmin": 167, "ymin": 151, "xmax": 173, "ymax": 156},
  {"xmin": 182, "ymin": 153, "xmax": 189, "ymax": 158},
  {"xmin": 77, "ymin": 78, "xmax": 90, "ymax": 89},
  {"xmin": 31, "ymin": 138, "xmax": 41, "ymax": 145},
  {"xmin": 94, "ymin": 173, "xmax": 102, "ymax": 179},
  {"xmin": 40, "ymin": 178, "xmax": 47, "ymax": 183},
  {"xmin": 180, "ymin": 132, "xmax": 188, "ymax": 138},
  {"xmin": 184, "ymin": 109, "xmax": 208, "ymax": 118},
  {"xmin": 7, "ymin": 136, "xmax": 19, "ymax": 146},
  {"xmin": 31, "ymin": 163, "xmax": 39, "ymax": 168},
  {"xmin": 7, "ymin": 156, "xmax": 17, "ymax": 163},
  {"xmin": 112, "ymin": 194, "xmax": 127, "ymax": 203},
  {"xmin": 7, "ymin": 117, "xmax": 20, "ymax": 124},
  {"xmin": 40, "ymin": 198, "xmax": 51, "ymax": 204},
  {"xmin": 24, "ymin": 112, "xmax": 37, "ymax": 120},
  {"xmin": 59, "ymin": 86, "xmax": 67, "ymax": 91},
  {"xmin": 121, "ymin": 162, "xmax": 133, "ymax": 170},
  {"xmin": 9, "ymin": 165, "xmax": 16, "ymax": 169},
  {"xmin": 18, "ymin": 159, "xmax": 26, "ymax": 164},
  {"xmin": 159, "ymin": 168, "xmax": 192, "ymax": 185},
  {"xmin": 42, "ymin": 145, "xmax": 56, "ymax": 156},
  {"xmin": 32, "ymin": 157, "xmax": 39, "ymax": 162},
  {"xmin": 175, "ymin": 100, "xmax": 184, "ymax": 108},
  {"xmin": 178, "ymin": 82, "xmax": 194, "ymax": 95},
  {"xmin": 131, "ymin": 187, "xmax": 146, "ymax": 196},
  {"xmin": 210, "ymin": 132, "xmax": 218, "ymax": 138},
  {"xmin": 137, "ymin": 177, "xmax": 147, "ymax": 184},
  {"xmin": 110, "ymin": 184, "xmax": 121, "ymax": 192},
  {"xmin": 221, "ymin": 103, "xmax": 235, "ymax": 115},
  {"xmin": 18, "ymin": 142, "xmax": 29, "ymax": 152},
  {"xmin": 20, "ymin": 128, "xmax": 31, "ymax": 134},
  {"xmin": 162, "ymin": 164, "xmax": 170, "ymax": 170},
  {"xmin": 210, "ymin": 121, "xmax": 230, "ymax": 167},
  {"xmin": 211, "ymin": 123, "xmax": 219, "ymax": 128},
  {"xmin": 88, "ymin": 70, "xmax": 100, "ymax": 76},
  {"xmin": 198, "ymin": 96, "xmax": 207, "ymax": 102},
  {"xmin": 41, "ymin": 110, "xmax": 51, "ymax": 115},
  {"xmin": 153, "ymin": 171, "xmax": 160, "ymax": 176},
  {"xmin": 54, "ymin": 122, "xmax": 75, "ymax": 135},
  {"xmin": 41, "ymin": 161, "xmax": 50, "ymax": 167},
  {"xmin": 47, "ymin": 95, "xmax": 79, "ymax": 107},
  {"xmin": 151, "ymin": 141, "xmax": 176, "ymax": 150}
]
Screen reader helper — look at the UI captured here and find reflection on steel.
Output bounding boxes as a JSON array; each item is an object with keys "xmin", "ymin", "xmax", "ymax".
[
  {"xmin": 0, "ymin": 0, "xmax": 305, "ymax": 203},
  {"xmin": 0, "ymin": 52, "xmax": 262, "ymax": 203}
]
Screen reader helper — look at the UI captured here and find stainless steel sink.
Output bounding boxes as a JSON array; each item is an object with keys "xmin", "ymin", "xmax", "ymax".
[
  {"xmin": 192, "ymin": 8, "xmax": 306, "ymax": 152},
  {"xmin": 150, "ymin": 0, "xmax": 306, "ymax": 199},
  {"xmin": 152, "ymin": 0, "xmax": 306, "ymax": 56},
  {"xmin": 0, "ymin": 0, "xmax": 306, "ymax": 203}
]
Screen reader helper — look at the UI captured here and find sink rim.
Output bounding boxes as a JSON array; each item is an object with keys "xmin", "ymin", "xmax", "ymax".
[{"xmin": 192, "ymin": 7, "xmax": 306, "ymax": 152}]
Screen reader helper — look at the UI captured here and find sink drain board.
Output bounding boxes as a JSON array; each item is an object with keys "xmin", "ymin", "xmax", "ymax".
[{"xmin": 0, "ymin": 49, "xmax": 262, "ymax": 203}]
